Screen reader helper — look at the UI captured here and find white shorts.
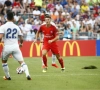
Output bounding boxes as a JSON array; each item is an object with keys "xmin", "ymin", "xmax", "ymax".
[{"xmin": 1, "ymin": 45, "xmax": 24, "ymax": 61}]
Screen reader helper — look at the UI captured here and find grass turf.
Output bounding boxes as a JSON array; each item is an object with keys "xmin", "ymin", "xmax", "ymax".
[{"xmin": 0, "ymin": 56, "xmax": 100, "ymax": 90}]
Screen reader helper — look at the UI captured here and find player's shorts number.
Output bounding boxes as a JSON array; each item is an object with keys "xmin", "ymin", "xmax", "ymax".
[{"xmin": 6, "ymin": 28, "xmax": 17, "ymax": 39}]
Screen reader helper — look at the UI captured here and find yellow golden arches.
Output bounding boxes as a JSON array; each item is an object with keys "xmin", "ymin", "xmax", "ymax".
[
  {"xmin": 63, "ymin": 41, "xmax": 80, "ymax": 56},
  {"xmin": 30, "ymin": 42, "xmax": 41, "ymax": 57}
]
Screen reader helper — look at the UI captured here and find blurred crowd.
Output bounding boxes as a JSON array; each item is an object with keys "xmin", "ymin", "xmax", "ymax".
[{"xmin": 0, "ymin": 0, "xmax": 100, "ymax": 41}]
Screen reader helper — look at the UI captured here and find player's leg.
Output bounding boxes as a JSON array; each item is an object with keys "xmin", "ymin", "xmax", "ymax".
[
  {"xmin": 18, "ymin": 61, "xmax": 31, "ymax": 80},
  {"xmin": 13, "ymin": 48, "xmax": 31, "ymax": 80},
  {"xmin": 41, "ymin": 44, "xmax": 49, "ymax": 72},
  {"xmin": 41, "ymin": 55, "xmax": 45, "ymax": 68},
  {"xmin": 51, "ymin": 44, "xmax": 65, "ymax": 71},
  {"xmin": 55, "ymin": 54, "xmax": 65, "ymax": 71},
  {"xmin": 41, "ymin": 43, "xmax": 45, "ymax": 68},
  {"xmin": 51, "ymin": 54, "xmax": 56, "ymax": 64},
  {"xmin": 42, "ymin": 49, "xmax": 48, "ymax": 72},
  {"xmin": 2, "ymin": 60, "xmax": 11, "ymax": 80},
  {"xmin": 1, "ymin": 48, "xmax": 11, "ymax": 80},
  {"xmin": 42, "ymin": 49, "xmax": 48, "ymax": 67},
  {"xmin": 51, "ymin": 54, "xmax": 59, "ymax": 68}
]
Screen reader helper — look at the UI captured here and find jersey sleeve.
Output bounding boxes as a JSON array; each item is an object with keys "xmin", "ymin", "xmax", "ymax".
[
  {"xmin": 53, "ymin": 26, "xmax": 59, "ymax": 36},
  {"xmin": 0, "ymin": 25, "xmax": 4, "ymax": 34},
  {"xmin": 51, "ymin": 22, "xmax": 58, "ymax": 29},
  {"xmin": 38, "ymin": 25, "xmax": 42, "ymax": 33}
]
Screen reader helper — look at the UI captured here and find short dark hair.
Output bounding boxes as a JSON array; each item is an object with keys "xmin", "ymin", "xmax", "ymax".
[
  {"xmin": 45, "ymin": 14, "xmax": 51, "ymax": 18},
  {"xmin": 7, "ymin": 11, "xmax": 14, "ymax": 21}
]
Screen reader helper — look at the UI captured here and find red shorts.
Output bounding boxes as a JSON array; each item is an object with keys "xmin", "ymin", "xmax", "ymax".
[{"xmin": 42, "ymin": 43, "xmax": 60, "ymax": 55}]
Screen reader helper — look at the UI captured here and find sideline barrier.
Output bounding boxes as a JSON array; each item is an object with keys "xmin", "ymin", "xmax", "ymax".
[
  {"xmin": 0, "ymin": 40, "xmax": 96, "ymax": 57},
  {"xmin": 96, "ymin": 40, "xmax": 100, "ymax": 56}
]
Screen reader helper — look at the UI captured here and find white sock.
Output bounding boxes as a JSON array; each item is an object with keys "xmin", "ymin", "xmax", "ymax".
[
  {"xmin": 2, "ymin": 63, "xmax": 10, "ymax": 78},
  {"xmin": 21, "ymin": 62, "xmax": 30, "ymax": 77},
  {"xmin": 52, "ymin": 54, "xmax": 56, "ymax": 64},
  {"xmin": 42, "ymin": 58, "xmax": 44, "ymax": 66}
]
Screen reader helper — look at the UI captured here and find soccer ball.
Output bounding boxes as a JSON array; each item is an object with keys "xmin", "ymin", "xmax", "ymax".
[{"xmin": 16, "ymin": 66, "xmax": 24, "ymax": 74}]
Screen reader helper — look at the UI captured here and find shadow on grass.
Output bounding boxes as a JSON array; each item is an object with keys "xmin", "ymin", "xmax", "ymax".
[{"xmin": 82, "ymin": 65, "xmax": 97, "ymax": 69}]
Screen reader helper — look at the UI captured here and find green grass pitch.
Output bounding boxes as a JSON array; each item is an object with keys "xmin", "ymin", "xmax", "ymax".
[{"xmin": 0, "ymin": 57, "xmax": 100, "ymax": 90}]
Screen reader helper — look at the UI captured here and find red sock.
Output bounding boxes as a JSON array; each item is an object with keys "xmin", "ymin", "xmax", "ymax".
[
  {"xmin": 58, "ymin": 58, "xmax": 64, "ymax": 68},
  {"xmin": 42, "ymin": 55, "xmax": 47, "ymax": 67}
]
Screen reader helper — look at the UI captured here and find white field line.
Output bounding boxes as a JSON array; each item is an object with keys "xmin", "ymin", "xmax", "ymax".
[{"xmin": 0, "ymin": 74, "xmax": 99, "ymax": 77}]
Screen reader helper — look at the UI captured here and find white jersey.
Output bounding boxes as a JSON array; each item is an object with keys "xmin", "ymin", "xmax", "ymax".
[
  {"xmin": 0, "ymin": 22, "xmax": 23, "ymax": 61},
  {"xmin": 0, "ymin": 22, "xmax": 23, "ymax": 45}
]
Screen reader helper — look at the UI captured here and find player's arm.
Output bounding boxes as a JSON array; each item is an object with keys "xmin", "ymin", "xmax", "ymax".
[
  {"xmin": 0, "ymin": 34, "xmax": 3, "ymax": 42},
  {"xmin": 0, "ymin": 26, "xmax": 4, "ymax": 42},
  {"xmin": 48, "ymin": 28, "xmax": 59, "ymax": 43},
  {"xmin": 18, "ymin": 27, "xmax": 24, "ymax": 47},
  {"xmin": 52, "ymin": 23, "xmax": 63, "ymax": 35},
  {"xmin": 35, "ymin": 30, "xmax": 39, "ymax": 42},
  {"xmin": 35, "ymin": 26, "xmax": 42, "ymax": 42},
  {"xmin": 39, "ymin": 32, "xmax": 43, "ymax": 43},
  {"xmin": 19, "ymin": 35, "xmax": 23, "ymax": 47},
  {"xmin": 50, "ymin": 34, "xmax": 59, "ymax": 43}
]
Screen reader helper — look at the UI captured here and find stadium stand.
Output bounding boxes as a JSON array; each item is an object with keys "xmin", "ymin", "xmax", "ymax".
[{"xmin": 0, "ymin": 0, "xmax": 100, "ymax": 41}]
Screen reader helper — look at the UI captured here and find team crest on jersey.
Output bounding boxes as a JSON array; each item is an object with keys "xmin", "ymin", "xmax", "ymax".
[{"xmin": 50, "ymin": 31, "xmax": 53, "ymax": 33}]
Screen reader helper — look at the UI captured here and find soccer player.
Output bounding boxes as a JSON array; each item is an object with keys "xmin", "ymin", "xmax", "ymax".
[
  {"xmin": 35, "ymin": 14, "xmax": 65, "ymax": 72},
  {"xmin": 39, "ymin": 23, "xmax": 59, "ymax": 68},
  {"xmin": 0, "ymin": 11, "xmax": 31, "ymax": 80}
]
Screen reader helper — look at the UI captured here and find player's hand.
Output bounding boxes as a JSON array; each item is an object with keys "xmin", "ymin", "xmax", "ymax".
[
  {"xmin": 19, "ymin": 43, "xmax": 23, "ymax": 47},
  {"xmin": 40, "ymin": 40, "xmax": 43, "ymax": 43},
  {"xmin": 48, "ymin": 40, "xmax": 53, "ymax": 44}
]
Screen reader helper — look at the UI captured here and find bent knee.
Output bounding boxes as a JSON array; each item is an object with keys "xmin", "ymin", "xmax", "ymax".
[
  {"xmin": 42, "ymin": 52, "xmax": 47, "ymax": 56},
  {"xmin": 42, "ymin": 50, "xmax": 47, "ymax": 56}
]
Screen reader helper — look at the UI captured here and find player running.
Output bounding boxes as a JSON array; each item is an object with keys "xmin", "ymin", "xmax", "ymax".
[
  {"xmin": 39, "ymin": 22, "xmax": 59, "ymax": 68},
  {"xmin": 35, "ymin": 14, "xmax": 65, "ymax": 72}
]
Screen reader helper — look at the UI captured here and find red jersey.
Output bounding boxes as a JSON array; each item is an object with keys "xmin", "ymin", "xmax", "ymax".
[
  {"xmin": 30, "ymin": 2, "xmax": 35, "ymax": 9},
  {"xmin": 38, "ymin": 24, "xmax": 58, "ymax": 44},
  {"xmin": 13, "ymin": 2, "xmax": 20, "ymax": 8}
]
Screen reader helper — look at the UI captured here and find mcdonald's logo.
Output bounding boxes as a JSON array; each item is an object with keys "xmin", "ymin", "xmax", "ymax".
[
  {"xmin": 63, "ymin": 41, "xmax": 80, "ymax": 56},
  {"xmin": 30, "ymin": 42, "xmax": 41, "ymax": 57}
]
